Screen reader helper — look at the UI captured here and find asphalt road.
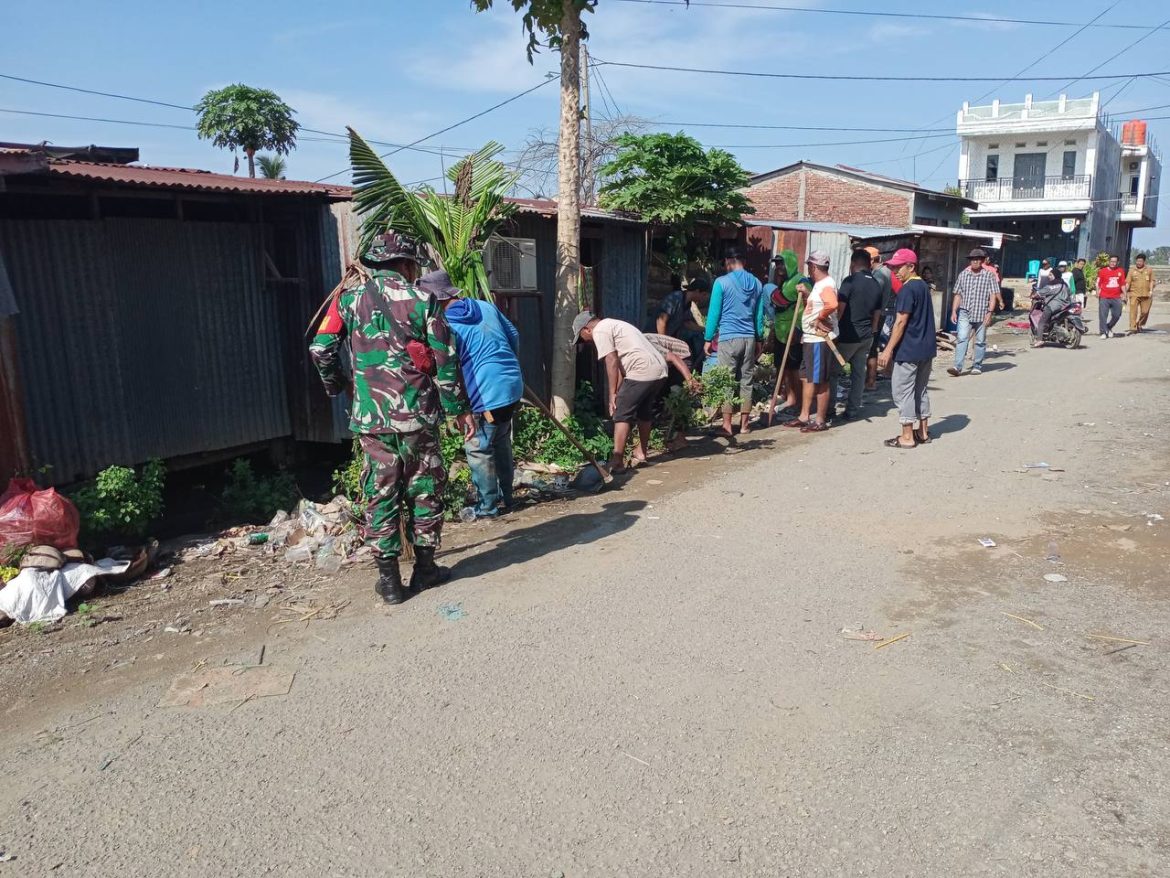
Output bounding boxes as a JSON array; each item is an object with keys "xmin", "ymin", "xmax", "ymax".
[{"xmin": 3, "ymin": 320, "xmax": 1169, "ymax": 877}]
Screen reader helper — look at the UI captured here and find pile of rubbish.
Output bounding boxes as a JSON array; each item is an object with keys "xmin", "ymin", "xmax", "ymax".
[
  {"xmin": 0, "ymin": 479, "xmax": 140, "ymax": 626},
  {"xmin": 180, "ymin": 497, "xmax": 362, "ymax": 573}
]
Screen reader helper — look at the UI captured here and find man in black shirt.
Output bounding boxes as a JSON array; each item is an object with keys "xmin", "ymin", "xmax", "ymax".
[
  {"xmin": 831, "ymin": 249, "xmax": 884, "ymax": 420},
  {"xmin": 1071, "ymin": 257, "xmax": 1089, "ymax": 306}
]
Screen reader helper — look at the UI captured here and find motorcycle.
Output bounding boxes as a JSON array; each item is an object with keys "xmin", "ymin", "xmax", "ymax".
[{"xmin": 1029, "ymin": 293, "xmax": 1086, "ymax": 349}]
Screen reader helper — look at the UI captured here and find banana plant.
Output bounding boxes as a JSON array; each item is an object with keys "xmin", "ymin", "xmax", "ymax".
[{"xmin": 348, "ymin": 127, "xmax": 519, "ymax": 299}]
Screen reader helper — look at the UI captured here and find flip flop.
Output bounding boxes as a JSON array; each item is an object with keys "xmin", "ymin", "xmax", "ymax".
[
  {"xmin": 884, "ymin": 437, "xmax": 916, "ymax": 449},
  {"xmin": 781, "ymin": 419, "xmax": 808, "ymax": 429},
  {"xmin": 916, "ymin": 432, "xmax": 933, "ymax": 444}
]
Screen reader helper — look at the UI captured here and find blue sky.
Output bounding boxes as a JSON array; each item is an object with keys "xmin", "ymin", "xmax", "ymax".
[{"xmin": 3, "ymin": 0, "xmax": 1169, "ymax": 246}]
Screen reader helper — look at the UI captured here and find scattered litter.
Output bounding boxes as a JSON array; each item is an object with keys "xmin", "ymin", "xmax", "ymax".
[
  {"xmin": 274, "ymin": 599, "xmax": 349, "ymax": 625},
  {"xmin": 1106, "ymin": 524, "xmax": 1133, "ymax": 532},
  {"xmin": 1077, "ymin": 422, "xmax": 1096, "ymax": 427},
  {"xmin": 209, "ymin": 598, "xmax": 245, "ymax": 608},
  {"xmin": 0, "ymin": 558, "xmax": 132, "ymax": 624},
  {"xmin": 146, "ymin": 566, "xmax": 172, "ymax": 580},
  {"xmin": 622, "ymin": 751, "xmax": 651, "ymax": 767},
  {"xmin": 1024, "ymin": 462, "xmax": 1050, "ymax": 469},
  {"xmin": 1146, "ymin": 513, "xmax": 1164, "ymax": 523},
  {"xmin": 1045, "ymin": 541, "xmax": 1061, "ymax": 562},
  {"xmin": 437, "ymin": 602, "xmax": 466, "ymax": 621},
  {"xmin": 1002, "ymin": 612, "xmax": 1044, "ymax": 630},
  {"xmin": 978, "ymin": 537, "xmax": 997, "ymax": 548},
  {"xmin": 247, "ymin": 533, "xmax": 269, "ymax": 546},
  {"xmin": 1087, "ymin": 633, "xmax": 1149, "ymax": 646},
  {"xmin": 646, "ymin": 479, "xmax": 664, "ymax": 486},
  {"xmin": 158, "ymin": 666, "xmax": 296, "ymax": 708},
  {"xmin": 873, "ymin": 632, "xmax": 911, "ymax": 650},
  {"xmin": 0, "ymin": 852, "xmax": 13, "ymax": 863},
  {"xmin": 1043, "ymin": 573, "xmax": 1069, "ymax": 583},
  {"xmin": 840, "ymin": 627, "xmax": 883, "ymax": 642}
]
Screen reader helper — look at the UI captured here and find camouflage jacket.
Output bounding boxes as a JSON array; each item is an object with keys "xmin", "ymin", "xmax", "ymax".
[{"xmin": 310, "ymin": 269, "xmax": 469, "ymax": 434}]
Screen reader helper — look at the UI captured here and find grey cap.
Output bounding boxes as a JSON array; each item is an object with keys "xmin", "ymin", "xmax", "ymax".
[
  {"xmin": 807, "ymin": 249, "xmax": 830, "ymax": 268},
  {"xmin": 416, "ymin": 269, "xmax": 460, "ymax": 300},
  {"xmin": 572, "ymin": 310, "xmax": 595, "ymax": 341}
]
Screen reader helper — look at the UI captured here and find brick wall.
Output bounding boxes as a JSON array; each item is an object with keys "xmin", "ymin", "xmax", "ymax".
[{"xmin": 743, "ymin": 168, "xmax": 914, "ymax": 227}]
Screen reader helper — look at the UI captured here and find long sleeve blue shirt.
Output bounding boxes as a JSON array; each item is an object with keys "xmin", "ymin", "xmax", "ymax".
[{"xmin": 704, "ymin": 269, "xmax": 766, "ymax": 342}]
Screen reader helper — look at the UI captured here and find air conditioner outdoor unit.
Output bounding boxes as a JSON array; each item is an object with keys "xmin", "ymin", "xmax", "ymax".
[
  {"xmin": 483, "ymin": 236, "xmax": 538, "ymax": 292},
  {"xmin": 1129, "ymin": 161, "xmax": 1140, "ymax": 171}
]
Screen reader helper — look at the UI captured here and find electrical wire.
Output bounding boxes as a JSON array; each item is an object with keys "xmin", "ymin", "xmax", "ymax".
[
  {"xmin": 591, "ymin": 58, "xmax": 1170, "ymax": 83},
  {"xmin": 608, "ymin": 0, "xmax": 1170, "ymax": 31},
  {"xmin": 1050, "ymin": 15, "xmax": 1170, "ymax": 97}
]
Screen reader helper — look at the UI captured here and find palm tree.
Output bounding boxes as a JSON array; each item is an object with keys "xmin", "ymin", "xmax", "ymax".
[
  {"xmin": 257, "ymin": 155, "xmax": 287, "ymax": 179},
  {"xmin": 348, "ymin": 128, "xmax": 518, "ymax": 299},
  {"xmin": 195, "ymin": 84, "xmax": 298, "ymax": 178}
]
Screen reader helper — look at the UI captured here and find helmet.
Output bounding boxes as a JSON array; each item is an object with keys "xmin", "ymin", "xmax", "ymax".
[{"xmin": 360, "ymin": 231, "xmax": 423, "ymax": 267}]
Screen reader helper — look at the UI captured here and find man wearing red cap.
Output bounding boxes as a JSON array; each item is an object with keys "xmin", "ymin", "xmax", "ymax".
[{"xmin": 877, "ymin": 249, "xmax": 937, "ymax": 449}]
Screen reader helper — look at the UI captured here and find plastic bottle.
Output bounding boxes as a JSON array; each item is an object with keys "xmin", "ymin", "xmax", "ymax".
[
  {"xmin": 284, "ymin": 544, "xmax": 312, "ymax": 564},
  {"xmin": 458, "ymin": 507, "xmax": 477, "ymax": 523},
  {"xmin": 1045, "ymin": 541, "xmax": 1061, "ymax": 562}
]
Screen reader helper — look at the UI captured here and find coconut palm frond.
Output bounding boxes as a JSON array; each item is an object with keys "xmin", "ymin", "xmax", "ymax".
[{"xmin": 348, "ymin": 127, "xmax": 436, "ymax": 255}]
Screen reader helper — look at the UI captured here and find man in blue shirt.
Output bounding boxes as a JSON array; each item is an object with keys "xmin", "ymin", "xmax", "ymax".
[
  {"xmin": 703, "ymin": 246, "xmax": 766, "ymax": 436},
  {"xmin": 419, "ymin": 270, "xmax": 523, "ymax": 518},
  {"xmin": 877, "ymin": 249, "xmax": 937, "ymax": 449}
]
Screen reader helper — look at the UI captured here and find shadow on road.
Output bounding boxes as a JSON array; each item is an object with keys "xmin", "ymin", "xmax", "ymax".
[
  {"xmin": 445, "ymin": 499, "xmax": 648, "ymax": 578},
  {"xmin": 931, "ymin": 413, "xmax": 971, "ymax": 437}
]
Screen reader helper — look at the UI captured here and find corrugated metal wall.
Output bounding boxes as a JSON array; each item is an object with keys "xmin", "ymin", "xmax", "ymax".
[
  {"xmin": 0, "ymin": 218, "xmax": 289, "ymax": 482},
  {"xmin": 808, "ymin": 231, "xmax": 855, "ymax": 287},
  {"xmin": 596, "ymin": 222, "xmax": 648, "ymax": 327}
]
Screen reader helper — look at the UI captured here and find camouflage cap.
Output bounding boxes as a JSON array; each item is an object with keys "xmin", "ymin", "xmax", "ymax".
[{"xmin": 361, "ymin": 231, "xmax": 423, "ymax": 267}]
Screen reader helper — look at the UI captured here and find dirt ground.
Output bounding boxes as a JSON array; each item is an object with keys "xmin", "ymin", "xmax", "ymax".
[{"xmin": 1, "ymin": 312, "xmax": 1168, "ymax": 876}]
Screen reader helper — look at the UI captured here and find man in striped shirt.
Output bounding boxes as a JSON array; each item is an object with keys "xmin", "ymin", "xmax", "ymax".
[{"xmin": 947, "ymin": 248, "xmax": 1002, "ymax": 377}]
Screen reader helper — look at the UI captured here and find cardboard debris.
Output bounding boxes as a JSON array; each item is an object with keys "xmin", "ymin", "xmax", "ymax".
[{"xmin": 159, "ymin": 666, "xmax": 295, "ymax": 708}]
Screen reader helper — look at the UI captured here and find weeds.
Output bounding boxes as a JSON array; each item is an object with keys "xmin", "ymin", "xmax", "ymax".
[
  {"xmin": 72, "ymin": 460, "xmax": 166, "ymax": 545},
  {"xmin": 220, "ymin": 459, "xmax": 298, "ymax": 524}
]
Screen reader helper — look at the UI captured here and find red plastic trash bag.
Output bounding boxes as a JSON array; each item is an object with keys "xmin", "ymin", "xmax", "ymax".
[{"xmin": 0, "ymin": 478, "xmax": 81, "ymax": 551}]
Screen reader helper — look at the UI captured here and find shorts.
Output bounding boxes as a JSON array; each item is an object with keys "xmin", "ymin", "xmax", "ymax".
[
  {"xmin": 613, "ymin": 378, "xmax": 664, "ymax": 423},
  {"xmin": 800, "ymin": 341, "xmax": 831, "ymax": 384}
]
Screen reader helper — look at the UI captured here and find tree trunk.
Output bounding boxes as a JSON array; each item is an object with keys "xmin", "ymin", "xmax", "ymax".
[
  {"xmin": 246, "ymin": 147, "xmax": 256, "ymax": 178},
  {"xmin": 551, "ymin": 0, "xmax": 582, "ymax": 418}
]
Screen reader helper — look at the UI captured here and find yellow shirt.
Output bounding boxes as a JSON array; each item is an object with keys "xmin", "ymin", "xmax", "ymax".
[{"xmin": 1128, "ymin": 266, "xmax": 1155, "ymax": 297}]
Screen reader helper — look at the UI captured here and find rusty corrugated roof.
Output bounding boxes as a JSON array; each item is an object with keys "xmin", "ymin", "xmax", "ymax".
[
  {"xmin": 506, "ymin": 197, "xmax": 645, "ymax": 225},
  {"xmin": 45, "ymin": 160, "xmax": 352, "ymax": 199}
]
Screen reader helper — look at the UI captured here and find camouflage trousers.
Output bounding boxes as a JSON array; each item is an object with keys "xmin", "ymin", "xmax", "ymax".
[{"xmin": 359, "ymin": 429, "xmax": 447, "ymax": 559}]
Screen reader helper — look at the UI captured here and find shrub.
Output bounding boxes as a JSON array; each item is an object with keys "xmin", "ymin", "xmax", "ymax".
[
  {"xmin": 443, "ymin": 465, "xmax": 473, "ymax": 519},
  {"xmin": 220, "ymin": 459, "xmax": 298, "ymax": 524},
  {"xmin": 333, "ymin": 439, "xmax": 364, "ymax": 508},
  {"xmin": 72, "ymin": 459, "xmax": 166, "ymax": 544},
  {"xmin": 700, "ymin": 365, "xmax": 738, "ymax": 409},
  {"xmin": 664, "ymin": 384, "xmax": 701, "ymax": 431}
]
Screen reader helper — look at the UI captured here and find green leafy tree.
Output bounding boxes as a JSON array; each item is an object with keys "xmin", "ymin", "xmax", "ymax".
[
  {"xmin": 599, "ymin": 132, "xmax": 753, "ymax": 266},
  {"xmin": 195, "ymin": 84, "xmax": 298, "ymax": 178},
  {"xmin": 257, "ymin": 155, "xmax": 287, "ymax": 179},
  {"xmin": 349, "ymin": 130, "xmax": 518, "ymax": 299},
  {"xmin": 1147, "ymin": 245, "xmax": 1170, "ymax": 265}
]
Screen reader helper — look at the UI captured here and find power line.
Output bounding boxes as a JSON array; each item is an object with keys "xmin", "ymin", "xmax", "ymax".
[
  {"xmin": 592, "ymin": 58, "xmax": 1170, "ymax": 83},
  {"xmin": 313, "ymin": 76, "xmax": 556, "ymax": 183},
  {"xmin": 657, "ymin": 120, "xmax": 952, "ymax": 133},
  {"xmin": 1050, "ymin": 15, "xmax": 1170, "ymax": 97},
  {"xmin": 707, "ymin": 133, "xmax": 954, "ymax": 148},
  {"xmin": 0, "ymin": 72, "xmax": 192, "ymax": 111},
  {"xmin": 609, "ymin": 0, "xmax": 1170, "ymax": 31}
]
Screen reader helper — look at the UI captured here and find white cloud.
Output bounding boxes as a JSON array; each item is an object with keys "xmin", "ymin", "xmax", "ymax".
[{"xmin": 278, "ymin": 88, "xmax": 445, "ymax": 148}]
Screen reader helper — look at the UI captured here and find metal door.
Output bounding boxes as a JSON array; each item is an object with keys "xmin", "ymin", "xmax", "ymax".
[{"xmin": 1013, "ymin": 153, "xmax": 1047, "ymax": 199}]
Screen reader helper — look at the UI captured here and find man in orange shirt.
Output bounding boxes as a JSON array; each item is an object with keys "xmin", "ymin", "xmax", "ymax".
[{"xmin": 1125, "ymin": 252, "xmax": 1157, "ymax": 334}]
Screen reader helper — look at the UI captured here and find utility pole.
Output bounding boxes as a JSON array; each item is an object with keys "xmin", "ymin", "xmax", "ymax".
[
  {"xmin": 581, "ymin": 43, "xmax": 593, "ymax": 204},
  {"xmin": 551, "ymin": 0, "xmax": 583, "ymax": 418}
]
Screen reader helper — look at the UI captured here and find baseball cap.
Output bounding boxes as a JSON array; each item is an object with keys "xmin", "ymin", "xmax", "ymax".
[
  {"xmin": 1057, "ymin": 260, "xmax": 1069, "ymax": 268},
  {"xmin": 968, "ymin": 248, "xmax": 987, "ymax": 259},
  {"xmin": 806, "ymin": 249, "xmax": 830, "ymax": 268},
  {"xmin": 885, "ymin": 248, "xmax": 918, "ymax": 268},
  {"xmin": 416, "ymin": 269, "xmax": 460, "ymax": 300},
  {"xmin": 571, "ymin": 310, "xmax": 595, "ymax": 341}
]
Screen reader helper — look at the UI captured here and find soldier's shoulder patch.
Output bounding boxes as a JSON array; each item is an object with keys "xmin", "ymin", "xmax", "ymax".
[{"xmin": 317, "ymin": 294, "xmax": 344, "ymax": 334}]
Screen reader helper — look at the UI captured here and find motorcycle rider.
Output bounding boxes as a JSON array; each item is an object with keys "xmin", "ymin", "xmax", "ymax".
[{"xmin": 1031, "ymin": 270, "xmax": 1073, "ymax": 347}]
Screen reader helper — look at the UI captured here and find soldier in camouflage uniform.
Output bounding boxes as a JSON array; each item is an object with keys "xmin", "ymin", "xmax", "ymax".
[{"xmin": 310, "ymin": 231, "xmax": 474, "ymax": 605}]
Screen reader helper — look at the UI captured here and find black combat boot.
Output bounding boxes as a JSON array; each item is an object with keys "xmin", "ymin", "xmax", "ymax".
[
  {"xmin": 409, "ymin": 546, "xmax": 451, "ymax": 592},
  {"xmin": 375, "ymin": 556, "xmax": 409, "ymax": 605}
]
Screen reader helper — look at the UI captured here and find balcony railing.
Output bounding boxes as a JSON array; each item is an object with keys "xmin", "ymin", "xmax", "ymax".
[
  {"xmin": 1120, "ymin": 193, "xmax": 1139, "ymax": 211},
  {"xmin": 960, "ymin": 174, "xmax": 1092, "ymax": 202}
]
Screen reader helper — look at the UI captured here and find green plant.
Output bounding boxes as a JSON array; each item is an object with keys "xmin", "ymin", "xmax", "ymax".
[
  {"xmin": 257, "ymin": 154, "xmax": 286, "ymax": 179},
  {"xmin": 1083, "ymin": 252, "xmax": 1110, "ymax": 292},
  {"xmin": 195, "ymin": 84, "xmax": 298, "ymax": 178},
  {"xmin": 440, "ymin": 427, "xmax": 466, "ymax": 468},
  {"xmin": 443, "ymin": 465, "xmax": 473, "ymax": 519},
  {"xmin": 220, "ymin": 459, "xmax": 298, "ymax": 524},
  {"xmin": 0, "ymin": 566, "xmax": 18, "ymax": 583},
  {"xmin": 599, "ymin": 132, "xmax": 753, "ymax": 267},
  {"xmin": 27, "ymin": 621, "xmax": 48, "ymax": 635},
  {"xmin": 349, "ymin": 132, "xmax": 519, "ymax": 299},
  {"xmin": 664, "ymin": 384, "xmax": 701, "ymax": 432},
  {"xmin": 333, "ymin": 439, "xmax": 364, "ymax": 509},
  {"xmin": 700, "ymin": 365, "xmax": 738, "ymax": 410},
  {"xmin": 72, "ymin": 460, "xmax": 166, "ymax": 544},
  {"xmin": 512, "ymin": 405, "xmax": 613, "ymax": 470}
]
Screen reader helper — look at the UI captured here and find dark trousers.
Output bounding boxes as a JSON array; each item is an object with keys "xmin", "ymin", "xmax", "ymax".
[{"xmin": 1099, "ymin": 297, "xmax": 1123, "ymax": 333}]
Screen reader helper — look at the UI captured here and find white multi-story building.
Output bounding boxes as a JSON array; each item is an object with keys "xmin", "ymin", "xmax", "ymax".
[{"xmin": 955, "ymin": 92, "xmax": 1160, "ymax": 276}]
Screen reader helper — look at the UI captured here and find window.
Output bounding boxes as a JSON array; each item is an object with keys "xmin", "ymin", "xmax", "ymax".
[
  {"xmin": 1064, "ymin": 139, "xmax": 1076, "ymax": 146},
  {"xmin": 985, "ymin": 155, "xmax": 999, "ymax": 181},
  {"xmin": 989, "ymin": 143, "xmax": 1000, "ymax": 148},
  {"xmin": 1015, "ymin": 142, "xmax": 1026, "ymax": 148},
  {"xmin": 1037, "ymin": 141, "xmax": 1048, "ymax": 147},
  {"xmin": 1062, "ymin": 151, "xmax": 1077, "ymax": 179},
  {"xmin": 1131, "ymin": 176, "xmax": 1140, "ymax": 196}
]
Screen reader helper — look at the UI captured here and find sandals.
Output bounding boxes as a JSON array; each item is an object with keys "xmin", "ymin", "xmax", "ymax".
[
  {"xmin": 884, "ymin": 437, "xmax": 916, "ymax": 449},
  {"xmin": 781, "ymin": 419, "xmax": 808, "ymax": 429},
  {"xmin": 800, "ymin": 421, "xmax": 829, "ymax": 433},
  {"xmin": 916, "ymin": 432, "xmax": 933, "ymax": 445}
]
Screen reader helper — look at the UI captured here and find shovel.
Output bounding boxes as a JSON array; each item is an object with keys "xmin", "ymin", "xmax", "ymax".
[{"xmin": 522, "ymin": 384, "xmax": 614, "ymax": 491}]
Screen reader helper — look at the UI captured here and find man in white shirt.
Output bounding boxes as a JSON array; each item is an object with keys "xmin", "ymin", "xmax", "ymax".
[
  {"xmin": 573, "ymin": 311, "xmax": 668, "ymax": 472},
  {"xmin": 783, "ymin": 249, "xmax": 838, "ymax": 434}
]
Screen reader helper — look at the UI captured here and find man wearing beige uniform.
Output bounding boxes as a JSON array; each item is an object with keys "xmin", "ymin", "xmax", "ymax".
[{"xmin": 1125, "ymin": 253, "xmax": 1156, "ymax": 334}]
